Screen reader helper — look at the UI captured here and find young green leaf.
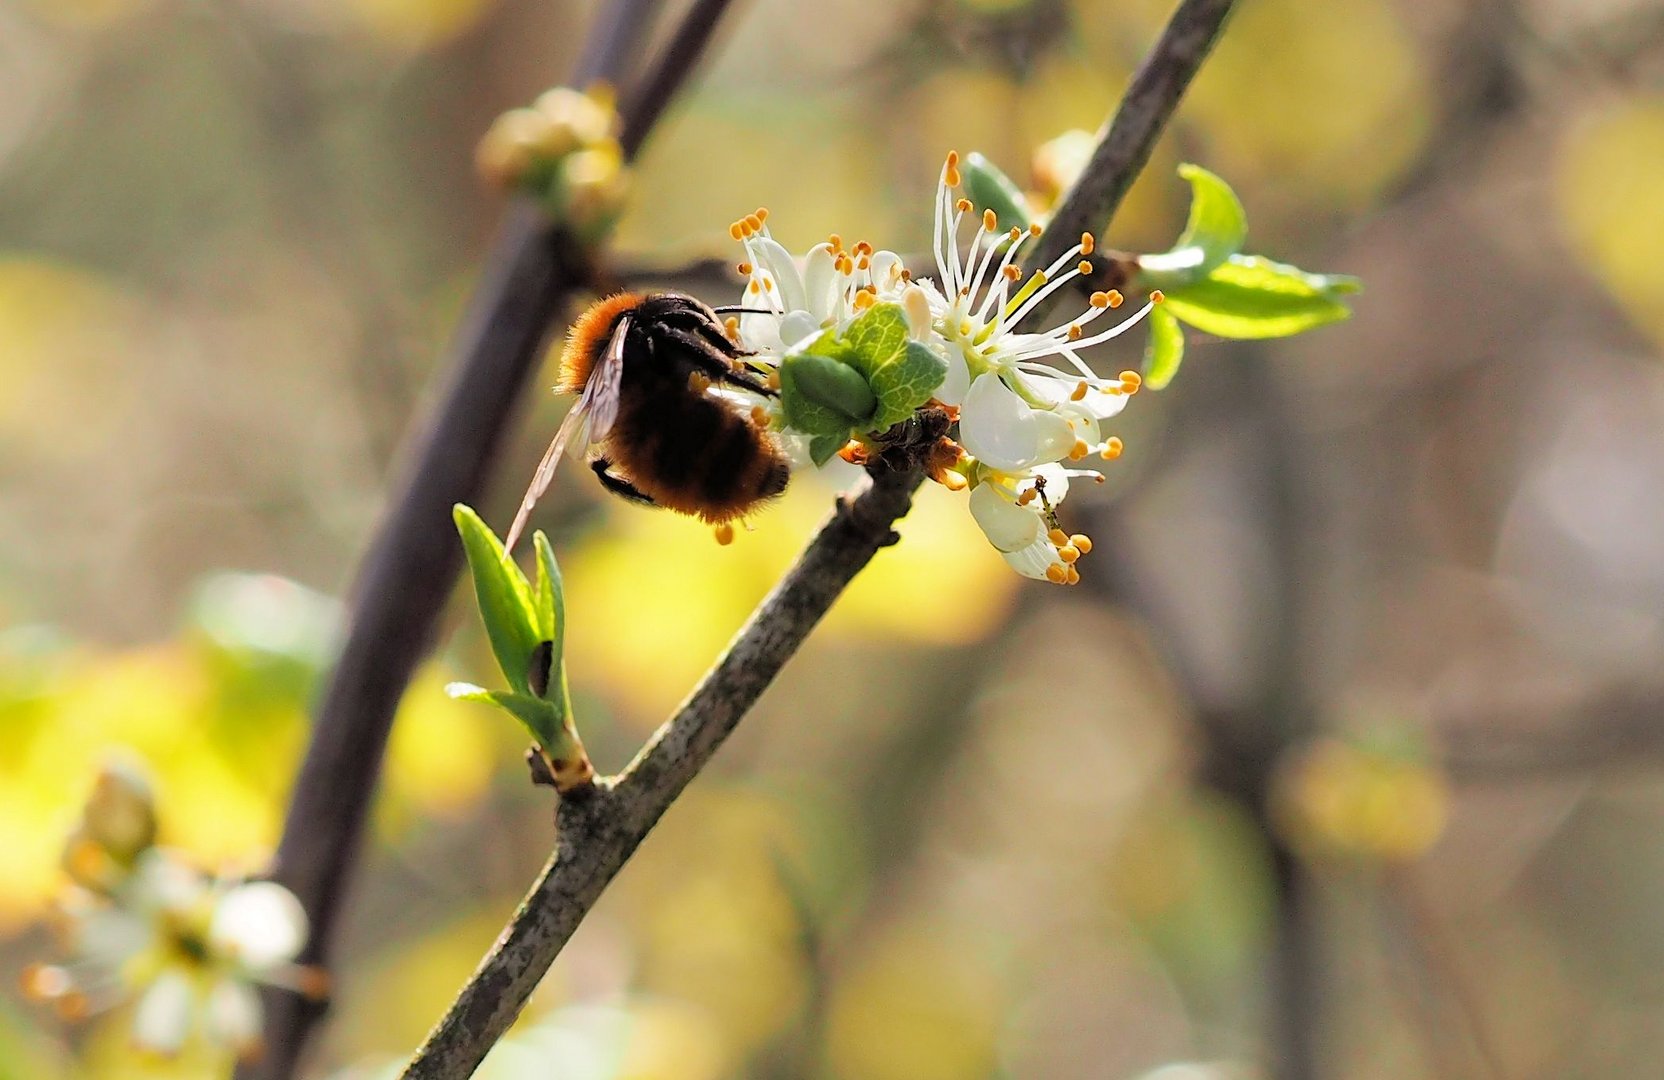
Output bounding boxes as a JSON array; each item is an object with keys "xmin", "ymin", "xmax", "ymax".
[
  {"xmin": 1137, "ymin": 164, "xmax": 1248, "ymax": 286},
  {"xmin": 808, "ymin": 433, "xmax": 849, "ymax": 467},
  {"xmin": 835, "ymin": 304, "xmax": 948, "ymax": 430},
  {"xmin": 962, "ymin": 152, "xmax": 1036, "ymax": 231},
  {"xmin": 453, "ymin": 504, "xmax": 540, "ymax": 697},
  {"xmin": 780, "ymin": 349, "xmax": 876, "ymax": 431},
  {"xmin": 1143, "ymin": 305, "xmax": 1186, "ymax": 390},
  {"xmin": 445, "ymin": 682, "xmax": 563, "ymax": 751},
  {"xmin": 532, "ymin": 531, "xmax": 565, "ymax": 670},
  {"xmin": 1158, "ymin": 254, "xmax": 1360, "ymax": 339}
]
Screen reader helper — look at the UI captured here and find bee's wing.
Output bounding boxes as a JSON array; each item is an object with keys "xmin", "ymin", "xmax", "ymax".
[{"xmin": 503, "ymin": 317, "xmax": 630, "ymax": 554}]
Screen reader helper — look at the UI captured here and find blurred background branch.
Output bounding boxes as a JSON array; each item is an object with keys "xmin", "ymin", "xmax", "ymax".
[{"xmin": 245, "ymin": 0, "xmax": 739, "ymax": 1076}]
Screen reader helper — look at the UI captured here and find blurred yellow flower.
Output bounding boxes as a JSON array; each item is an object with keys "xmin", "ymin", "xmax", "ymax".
[{"xmin": 1271, "ymin": 735, "xmax": 1450, "ymax": 862}]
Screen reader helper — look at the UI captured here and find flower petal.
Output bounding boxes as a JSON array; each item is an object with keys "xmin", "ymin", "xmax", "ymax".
[
  {"xmin": 749, "ymin": 236, "xmax": 807, "ymax": 314},
  {"xmin": 210, "ymin": 882, "xmax": 308, "ymax": 971},
  {"xmin": 1001, "ymin": 536, "xmax": 1067, "ymax": 581},
  {"xmin": 132, "ymin": 970, "xmax": 194, "ymax": 1056},
  {"xmin": 205, "ymin": 978, "xmax": 265, "ymax": 1055},
  {"xmin": 800, "ymin": 243, "xmax": 839, "ymax": 322},
  {"xmin": 968, "ymin": 482, "xmax": 1042, "ymax": 552},
  {"xmin": 960, "ymin": 373, "xmax": 1073, "ymax": 471}
]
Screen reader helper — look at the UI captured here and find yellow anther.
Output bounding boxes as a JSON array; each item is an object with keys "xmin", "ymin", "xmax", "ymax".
[
  {"xmin": 1029, "ymin": 223, "xmax": 1042, "ymax": 236},
  {"xmin": 714, "ymin": 522, "xmax": 735, "ymax": 546},
  {"xmin": 1048, "ymin": 528, "xmax": 1069, "ymax": 546},
  {"xmin": 983, "ymin": 208, "xmax": 997, "ymax": 231},
  {"xmin": 1070, "ymin": 379, "xmax": 1088, "ymax": 399},
  {"xmin": 1089, "ymin": 291, "xmax": 1110, "ymax": 308},
  {"xmin": 737, "ymin": 261, "xmax": 752, "ymax": 274},
  {"xmin": 724, "ymin": 315, "xmax": 740, "ymax": 336},
  {"xmin": 1078, "ymin": 260, "xmax": 1093, "ymax": 275},
  {"xmin": 945, "ymin": 150, "xmax": 962, "ymax": 187},
  {"xmin": 1080, "ymin": 232, "xmax": 1095, "ymax": 255},
  {"xmin": 1017, "ymin": 487, "xmax": 1038, "ymax": 506},
  {"xmin": 729, "ymin": 222, "xmax": 745, "ymax": 241},
  {"xmin": 747, "ymin": 279, "xmax": 761, "ymax": 294},
  {"xmin": 1150, "ymin": 289, "xmax": 1165, "ymax": 304},
  {"xmin": 1068, "ymin": 325, "xmax": 1084, "ymax": 343},
  {"xmin": 1070, "ymin": 533, "xmax": 1093, "ymax": 553},
  {"xmin": 855, "ymin": 241, "xmax": 873, "ymax": 256},
  {"xmin": 766, "ymin": 370, "xmax": 781, "ymax": 390},
  {"xmin": 858, "ymin": 255, "xmax": 871, "ymax": 271},
  {"xmin": 1069, "ymin": 439, "xmax": 1090, "ymax": 461},
  {"xmin": 762, "ymin": 277, "xmax": 775, "ymax": 291},
  {"xmin": 828, "ymin": 233, "xmax": 843, "ymax": 250},
  {"xmin": 1065, "ymin": 564, "xmax": 1081, "ymax": 585},
  {"xmin": 900, "ymin": 268, "xmax": 912, "ymax": 281},
  {"xmin": 755, "ymin": 207, "xmax": 770, "ymax": 222},
  {"xmin": 1119, "ymin": 370, "xmax": 1142, "ymax": 392},
  {"xmin": 1009, "ymin": 226, "xmax": 1022, "ymax": 241},
  {"xmin": 1101, "ymin": 436, "xmax": 1124, "ymax": 460},
  {"xmin": 750, "ymin": 404, "xmax": 769, "ymax": 425},
  {"xmin": 1045, "ymin": 563, "xmax": 1069, "ymax": 584},
  {"xmin": 689, "ymin": 372, "xmax": 712, "ymax": 393},
  {"xmin": 1107, "ymin": 290, "xmax": 1124, "ymax": 308},
  {"xmin": 745, "ymin": 213, "xmax": 763, "ymax": 232},
  {"xmin": 1003, "ymin": 265, "xmax": 1022, "ymax": 282},
  {"xmin": 1058, "ymin": 544, "xmax": 1081, "ymax": 564},
  {"xmin": 853, "ymin": 290, "xmax": 876, "ymax": 311},
  {"xmin": 956, "ymin": 197, "xmax": 973, "ymax": 214}
]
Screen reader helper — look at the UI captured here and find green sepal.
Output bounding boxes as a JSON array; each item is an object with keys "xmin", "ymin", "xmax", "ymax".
[
  {"xmin": 453, "ymin": 504, "xmax": 540, "ymax": 698},
  {"xmin": 445, "ymin": 683, "xmax": 564, "ymax": 753},
  {"xmin": 808, "ymin": 433, "xmax": 848, "ymax": 467},
  {"xmin": 962, "ymin": 152, "xmax": 1036, "ymax": 231},
  {"xmin": 1156, "ymin": 254, "xmax": 1361, "ymax": 339},
  {"xmin": 1142, "ymin": 305, "xmax": 1186, "ymax": 390},
  {"xmin": 780, "ymin": 348, "xmax": 874, "ymax": 433},
  {"xmin": 1137, "ymin": 164, "xmax": 1248, "ymax": 288}
]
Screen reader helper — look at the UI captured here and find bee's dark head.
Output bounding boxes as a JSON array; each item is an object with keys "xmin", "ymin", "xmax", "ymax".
[{"xmin": 638, "ymin": 292, "xmax": 723, "ymax": 329}]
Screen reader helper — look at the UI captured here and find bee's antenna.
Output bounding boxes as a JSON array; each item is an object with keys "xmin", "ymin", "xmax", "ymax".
[{"xmin": 711, "ymin": 306, "xmax": 774, "ymax": 315}]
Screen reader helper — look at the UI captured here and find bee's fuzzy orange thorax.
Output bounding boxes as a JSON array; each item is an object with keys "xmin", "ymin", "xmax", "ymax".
[{"xmin": 556, "ymin": 292, "xmax": 643, "ymax": 395}]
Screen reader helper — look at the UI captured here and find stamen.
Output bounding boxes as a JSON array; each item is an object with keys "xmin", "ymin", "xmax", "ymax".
[
  {"xmin": 1090, "ymin": 292, "xmax": 1110, "ymax": 309},
  {"xmin": 689, "ymin": 372, "xmax": 712, "ymax": 393},
  {"xmin": 828, "ymin": 233, "xmax": 842, "ymax": 251},
  {"xmin": 1150, "ymin": 289, "xmax": 1165, "ymax": 303},
  {"xmin": 854, "ymin": 240, "xmax": 873, "ymax": 256},
  {"xmin": 1119, "ymin": 370, "xmax": 1142, "ymax": 393},
  {"xmin": 750, "ymin": 404, "xmax": 769, "ymax": 426},
  {"xmin": 982, "ymin": 208, "xmax": 997, "ymax": 231},
  {"xmin": 956, "ymin": 197, "xmax": 973, "ymax": 214},
  {"xmin": 737, "ymin": 261, "xmax": 752, "ymax": 274},
  {"xmin": 755, "ymin": 207, "xmax": 770, "ymax": 223},
  {"xmin": 1078, "ymin": 260, "xmax": 1093, "ymax": 275},
  {"xmin": 1070, "ymin": 533, "xmax": 1094, "ymax": 553},
  {"xmin": 1070, "ymin": 379, "xmax": 1088, "ymax": 399},
  {"xmin": 1048, "ymin": 528, "xmax": 1069, "ymax": 546},
  {"xmin": 745, "ymin": 213, "xmax": 763, "ymax": 233},
  {"xmin": 1003, "ymin": 266, "xmax": 1022, "ymax": 281},
  {"xmin": 1080, "ymin": 232, "xmax": 1095, "ymax": 255},
  {"xmin": 1068, "ymin": 439, "xmax": 1090, "ymax": 461},
  {"xmin": 1101, "ymin": 437, "xmax": 1124, "ymax": 460},
  {"xmin": 1045, "ymin": 563, "xmax": 1069, "ymax": 584},
  {"xmin": 714, "ymin": 523, "xmax": 735, "ymax": 545},
  {"xmin": 944, "ymin": 150, "xmax": 961, "ymax": 187},
  {"xmin": 1058, "ymin": 544, "xmax": 1081, "ymax": 563},
  {"xmin": 729, "ymin": 222, "xmax": 745, "ymax": 241},
  {"xmin": 1067, "ymin": 326, "xmax": 1084, "ymax": 343},
  {"xmin": 853, "ymin": 290, "xmax": 876, "ymax": 311},
  {"xmin": 1107, "ymin": 290, "xmax": 1124, "ymax": 308},
  {"xmin": 1066, "ymin": 565, "xmax": 1081, "ymax": 585},
  {"xmin": 1016, "ymin": 487, "xmax": 1037, "ymax": 506}
]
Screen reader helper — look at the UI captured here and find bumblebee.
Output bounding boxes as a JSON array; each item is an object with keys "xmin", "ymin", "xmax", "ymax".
[{"xmin": 505, "ymin": 292, "xmax": 791, "ymax": 550}]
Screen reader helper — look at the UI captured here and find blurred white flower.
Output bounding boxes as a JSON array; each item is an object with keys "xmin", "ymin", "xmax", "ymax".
[{"xmin": 25, "ymin": 760, "xmax": 320, "ymax": 1060}]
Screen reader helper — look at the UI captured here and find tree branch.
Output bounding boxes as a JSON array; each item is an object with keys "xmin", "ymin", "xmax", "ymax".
[
  {"xmin": 401, "ymin": 468, "xmax": 920, "ymax": 1079},
  {"xmin": 399, "ymin": 0, "xmax": 1243, "ymax": 1074},
  {"xmin": 1020, "ymin": 0, "xmax": 1236, "ymax": 317},
  {"xmin": 244, "ymin": 1, "xmax": 732, "ymax": 1076}
]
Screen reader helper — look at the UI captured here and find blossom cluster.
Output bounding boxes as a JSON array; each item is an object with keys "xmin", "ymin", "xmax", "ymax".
[
  {"xmin": 724, "ymin": 152, "xmax": 1159, "ymax": 584},
  {"xmin": 23, "ymin": 758, "xmax": 319, "ymax": 1061}
]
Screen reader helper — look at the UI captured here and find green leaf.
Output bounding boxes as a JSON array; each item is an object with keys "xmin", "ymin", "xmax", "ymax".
[
  {"xmin": 1138, "ymin": 164, "xmax": 1248, "ymax": 287},
  {"xmin": 836, "ymin": 305, "xmax": 947, "ymax": 430},
  {"xmin": 531, "ymin": 531, "xmax": 564, "ymax": 671},
  {"xmin": 780, "ymin": 348, "xmax": 873, "ymax": 435},
  {"xmin": 1143, "ymin": 305, "xmax": 1186, "ymax": 389},
  {"xmin": 808, "ymin": 433, "xmax": 848, "ymax": 467},
  {"xmin": 453, "ymin": 504, "xmax": 539, "ymax": 697},
  {"xmin": 445, "ymin": 682, "xmax": 563, "ymax": 750},
  {"xmin": 962, "ymin": 152, "xmax": 1035, "ymax": 231},
  {"xmin": 1158, "ymin": 254, "xmax": 1360, "ymax": 339}
]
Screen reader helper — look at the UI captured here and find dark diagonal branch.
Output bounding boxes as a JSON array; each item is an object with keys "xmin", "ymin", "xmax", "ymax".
[
  {"xmin": 400, "ymin": 2, "xmax": 1241, "ymax": 1075},
  {"xmin": 1021, "ymin": 0, "xmax": 1236, "ymax": 316},
  {"xmin": 245, "ymin": 2, "xmax": 734, "ymax": 1077}
]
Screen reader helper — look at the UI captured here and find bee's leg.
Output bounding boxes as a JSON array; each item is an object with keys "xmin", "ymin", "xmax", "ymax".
[
  {"xmin": 659, "ymin": 326, "xmax": 778, "ymax": 397},
  {"xmin": 590, "ymin": 458, "xmax": 656, "ymax": 506}
]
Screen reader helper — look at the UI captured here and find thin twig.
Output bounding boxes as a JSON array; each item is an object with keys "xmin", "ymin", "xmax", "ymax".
[
  {"xmin": 244, "ymin": 1, "xmax": 720, "ymax": 1076},
  {"xmin": 400, "ymin": 469, "xmax": 920, "ymax": 1078},
  {"xmin": 400, "ymin": 0, "xmax": 1244, "ymax": 1073},
  {"xmin": 620, "ymin": 0, "xmax": 740, "ymax": 157},
  {"xmin": 1020, "ymin": 0, "xmax": 1237, "ymax": 321}
]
